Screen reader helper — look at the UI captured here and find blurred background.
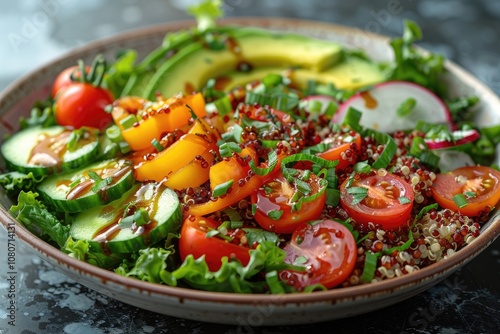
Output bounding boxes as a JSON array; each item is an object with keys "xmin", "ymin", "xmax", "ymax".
[
  {"xmin": 1, "ymin": 0, "xmax": 499, "ymax": 94},
  {"xmin": 0, "ymin": 1, "xmax": 499, "ymax": 333}
]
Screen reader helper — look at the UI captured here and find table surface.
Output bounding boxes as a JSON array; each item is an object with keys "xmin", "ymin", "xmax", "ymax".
[{"xmin": 1, "ymin": 1, "xmax": 500, "ymax": 333}]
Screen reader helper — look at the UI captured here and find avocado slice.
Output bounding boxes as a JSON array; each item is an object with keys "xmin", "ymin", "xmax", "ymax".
[
  {"xmin": 214, "ymin": 56, "xmax": 384, "ymax": 91},
  {"xmin": 142, "ymin": 27, "xmax": 343, "ymax": 99}
]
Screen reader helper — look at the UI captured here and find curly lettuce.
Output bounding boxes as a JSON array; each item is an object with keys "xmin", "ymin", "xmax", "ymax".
[
  {"xmin": 10, "ymin": 191, "xmax": 69, "ymax": 247},
  {"xmin": 115, "ymin": 242, "xmax": 313, "ymax": 293}
]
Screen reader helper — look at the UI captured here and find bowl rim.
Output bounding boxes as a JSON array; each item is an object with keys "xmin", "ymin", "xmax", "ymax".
[{"xmin": 1, "ymin": 16, "xmax": 499, "ymax": 306}]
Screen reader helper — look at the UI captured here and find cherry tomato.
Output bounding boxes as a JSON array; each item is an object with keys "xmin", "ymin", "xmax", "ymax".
[
  {"xmin": 340, "ymin": 173, "xmax": 414, "ymax": 230},
  {"xmin": 251, "ymin": 170, "xmax": 326, "ymax": 234},
  {"xmin": 55, "ymin": 83, "xmax": 114, "ymax": 130},
  {"xmin": 52, "ymin": 65, "xmax": 89, "ymax": 98},
  {"xmin": 280, "ymin": 219, "xmax": 357, "ymax": 290},
  {"xmin": 179, "ymin": 216, "xmax": 251, "ymax": 271},
  {"xmin": 431, "ymin": 166, "xmax": 500, "ymax": 216},
  {"xmin": 296, "ymin": 131, "xmax": 362, "ymax": 171},
  {"xmin": 317, "ymin": 131, "xmax": 361, "ymax": 170}
]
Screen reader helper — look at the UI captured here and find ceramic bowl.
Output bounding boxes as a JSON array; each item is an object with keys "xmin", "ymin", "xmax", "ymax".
[{"xmin": 1, "ymin": 18, "xmax": 499, "ymax": 326}]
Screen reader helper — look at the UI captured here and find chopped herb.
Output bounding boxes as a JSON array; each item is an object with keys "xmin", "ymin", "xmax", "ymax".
[
  {"xmin": 353, "ymin": 161, "xmax": 371, "ymax": 174},
  {"xmin": 294, "ymin": 255, "xmax": 308, "ymax": 265},
  {"xmin": 347, "ymin": 186, "xmax": 368, "ymax": 205},
  {"xmin": 151, "ymin": 138, "xmax": 164, "ymax": 152},
  {"xmin": 66, "ymin": 128, "xmax": 87, "ymax": 152},
  {"xmin": 464, "ymin": 191, "xmax": 476, "ymax": 198},
  {"xmin": 87, "ymin": 170, "xmax": 112, "ymax": 193},
  {"xmin": 212, "ymin": 179, "xmax": 233, "ymax": 198},
  {"xmin": 242, "ymin": 228, "xmax": 280, "ymax": 246},
  {"xmin": 398, "ymin": 196, "xmax": 411, "ymax": 204},
  {"xmin": 397, "ymin": 97, "xmax": 417, "ymax": 117},
  {"xmin": 453, "ymin": 193, "xmax": 468, "ymax": 208},
  {"xmin": 267, "ymin": 210, "xmax": 283, "ymax": 220}
]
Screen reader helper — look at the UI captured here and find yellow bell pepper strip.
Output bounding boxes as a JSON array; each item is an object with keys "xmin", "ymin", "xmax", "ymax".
[
  {"xmin": 163, "ymin": 146, "xmax": 216, "ymax": 190},
  {"xmin": 134, "ymin": 133, "xmax": 212, "ymax": 182},
  {"xmin": 185, "ymin": 152, "xmax": 285, "ymax": 217},
  {"xmin": 209, "ymin": 146, "xmax": 257, "ymax": 193},
  {"xmin": 111, "ymin": 96, "xmax": 148, "ymax": 131},
  {"xmin": 117, "ymin": 93, "xmax": 207, "ymax": 151}
]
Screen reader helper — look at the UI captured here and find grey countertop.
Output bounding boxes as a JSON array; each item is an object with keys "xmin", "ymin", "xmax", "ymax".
[{"xmin": 1, "ymin": 1, "xmax": 500, "ymax": 333}]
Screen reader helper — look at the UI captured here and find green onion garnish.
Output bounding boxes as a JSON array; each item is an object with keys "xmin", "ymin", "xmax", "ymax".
[
  {"xmin": 397, "ymin": 97, "xmax": 417, "ymax": 117},
  {"xmin": 212, "ymin": 179, "xmax": 233, "ymax": 198},
  {"xmin": 119, "ymin": 114, "xmax": 137, "ymax": 129},
  {"xmin": 453, "ymin": 193, "xmax": 469, "ymax": 208},
  {"xmin": 151, "ymin": 138, "xmax": 164, "ymax": 152}
]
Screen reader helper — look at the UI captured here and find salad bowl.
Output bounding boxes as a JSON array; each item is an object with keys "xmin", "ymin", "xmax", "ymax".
[{"xmin": 0, "ymin": 17, "xmax": 499, "ymax": 326}]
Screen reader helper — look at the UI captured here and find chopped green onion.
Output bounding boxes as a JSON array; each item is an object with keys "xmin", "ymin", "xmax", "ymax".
[
  {"xmin": 68, "ymin": 178, "xmax": 81, "ymax": 189},
  {"xmin": 218, "ymin": 141, "xmax": 241, "ymax": 158},
  {"xmin": 396, "ymin": 97, "xmax": 417, "ymax": 117},
  {"xmin": 119, "ymin": 141, "xmax": 131, "ymax": 154},
  {"xmin": 119, "ymin": 114, "xmax": 137, "ymax": 129},
  {"xmin": 267, "ymin": 210, "xmax": 283, "ymax": 220},
  {"xmin": 343, "ymin": 107, "xmax": 363, "ymax": 133},
  {"xmin": 106, "ymin": 125, "xmax": 123, "ymax": 143},
  {"xmin": 281, "ymin": 153, "xmax": 338, "ymax": 169},
  {"xmin": 453, "ymin": 193, "xmax": 468, "ymax": 208},
  {"xmin": 212, "ymin": 179, "xmax": 234, "ymax": 198},
  {"xmin": 347, "ymin": 186, "xmax": 368, "ymax": 205},
  {"xmin": 242, "ymin": 228, "xmax": 280, "ymax": 246},
  {"xmin": 361, "ymin": 251, "xmax": 378, "ymax": 282},
  {"xmin": 398, "ymin": 196, "xmax": 411, "ymax": 204},
  {"xmin": 66, "ymin": 128, "xmax": 86, "ymax": 152},
  {"xmin": 353, "ymin": 161, "xmax": 371, "ymax": 174},
  {"xmin": 308, "ymin": 100, "xmax": 323, "ymax": 113},
  {"xmin": 265, "ymin": 270, "xmax": 286, "ymax": 294},
  {"xmin": 134, "ymin": 208, "xmax": 151, "ymax": 226},
  {"xmin": 214, "ymin": 95, "xmax": 232, "ymax": 117},
  {"xmin": 464, "ymin": 191, "xmax": 476, "ymax": 198},
  {"xmin": 364, "ymin": 129, "xmax": 397, "ymax": 169},
  {"xmin": 294, "ymin": 255, "xmax": 308, "ymax": 265},
  {"xmin": 262, "ymin": 74, "xmax": 283, "ymax": 88},
  {"xmin": 151, "ymin": 138, "xmax": 164, "ymax": 152},
  {"xmin": 325, "ymin": 188, "xmax": 340, "ymax": 207},
  {"xmin": 232, "ymin": 124, "xmax": 243, "ymax": 143},
  {"xmin": 249, "ymin": 150, "xmax": 278, "ymax": 176}
]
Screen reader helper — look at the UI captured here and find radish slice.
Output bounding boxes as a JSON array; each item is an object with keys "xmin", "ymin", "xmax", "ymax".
[
  {"xmin": 425, "ymin": 129, "xmax": 480, "ymax": 150},
  {"xmin": 334, "ymin": 81, "xmax": 453, "ymax": 133},
  {"xmin": 300, "ymin": 95, "xmax": 338, "ymax": 116}
]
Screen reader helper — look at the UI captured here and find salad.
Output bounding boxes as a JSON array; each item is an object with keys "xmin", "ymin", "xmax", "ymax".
[{"xmin": 1, "ymin": 1, "xmax": 499, "ymax": 294}]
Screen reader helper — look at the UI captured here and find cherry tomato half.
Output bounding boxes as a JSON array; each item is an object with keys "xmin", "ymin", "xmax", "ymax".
[
  {"xmin": 52, "ymin": 65, "xmax": 89, "ymax": 98},
  {"xmin": 340, "ymin": 173, "xmax": 414, "ymax": 230},
  {"xmin": 317, "ymin": 131, "xmax": 361, "ymax": 170},
  {"xmin": 280, "ymin": 219, "xmax": 357, "ymax": 290},
  {"xmin": 431, "ymin": 166, "xmax": 500, "ymax": 216},
  {"xmin": 251, "ymin": 170, "xmax": 326, "ymax": 234},
  {"xmin": 55, "ymin": 83, "xmax": 114, "ymax": 130},
  {"xmin": 179, "ymin": 216, "xmax": 251, "ymax": 271}
]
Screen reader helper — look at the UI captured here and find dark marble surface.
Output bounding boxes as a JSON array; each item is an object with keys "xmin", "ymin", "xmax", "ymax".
[{"xmin": 1, "ymin": 1, "xmax": 499, "ymax": 333}]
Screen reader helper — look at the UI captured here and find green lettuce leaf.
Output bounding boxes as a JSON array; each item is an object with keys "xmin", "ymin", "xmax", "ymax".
[
  {"xmin": 385, "ymin": 20, "xmax": 446, "ymax": 97},
  {"xmin": 10, "ymin": 191, "xmax": 69, "ymax": 248},
  {"xmin": 0, "ymin": 171, "xmax": 45, "ymax": 197},
  {"xmin": 187, "ymin": 0, "xmax": 223, "ymax": 32},
  {"xmin": 63, "ymin": 237, "xmax": 125, "ymax": 269},
  {"xmin": 116, "ymin": 241, "xmax": 303, "ymax": 293}
]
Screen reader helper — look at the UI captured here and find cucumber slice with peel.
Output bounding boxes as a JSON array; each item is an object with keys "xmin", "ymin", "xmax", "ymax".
[
  {"xmin": 1, "ymin": 125, "xmax": 100, "ymax": 177},
  {"xmin": 37, "ymin": 159, "xmax": 134, "ymax": 213},
  {"xmin": 70, "ymin": 183, "xmax": 182, "ymax": 254}
]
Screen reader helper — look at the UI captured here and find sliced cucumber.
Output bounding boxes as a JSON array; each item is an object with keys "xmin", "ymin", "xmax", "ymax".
[
  {"xmin": 37, "ymin": 159, "xmax": 134, "ymax": 213},
  {"xmin": 1, "ymin": 126, "xmax": 100, "ymax": 177},
  {"xmin": 70, "ymin": 183, "xmax": 182, "ymax": 254}
]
